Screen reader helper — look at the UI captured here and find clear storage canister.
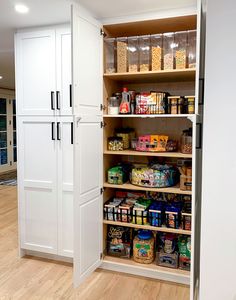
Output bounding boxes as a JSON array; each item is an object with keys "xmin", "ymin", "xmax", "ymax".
[
  {"xmin": 188, "ymin": 30, "xmax": 197, "ymax": 68},
  {"xmin": 163, "ymin": 32, "xmax": 174, "ymax": 70},
  {"xmin": 104, "ymin": 38, "xmax": 116, "ymax": 73},
  {"xmin": 117, "ymin": 37, "xmax": 128, "ymax": 73},
  {"xmin": 133, "ymin": 230, "xmax": 155, "ymax": 264},
  {"xmin": 108, "ymin": 96, "xmax": 120, "ymax": 115},
  {"xmin": 128, "ymin": 36, "xmax": 139, "ymax": 72},
  {"xmin": 181, "ymin": 129, "xmax": 192, "ymax": 154},
  {"xmin": 151, "ymin": 34, "xmax": 163, "ymax": 71},
  {"xmin": 139, "ymin": 35, "xmax": 150, "ymax": 72},
  {"xmin": 174, "ymin": 31, "xmax": 187, "ymax": 69}
]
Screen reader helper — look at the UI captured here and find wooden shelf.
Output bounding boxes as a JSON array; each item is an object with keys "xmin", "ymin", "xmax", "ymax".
[
  {"xmin": 103, "ymin": 182, "xmax": 192, "ymax": 195},
  {"xmin": 103, "ymin": 220, "xmax": 191, "ymax": 235},
  {"xmin": 101, "ymin": 255, "xmax": 190, "ymax": 285},
  {"xmin": 104, "ymin": 150, "xmax": 192, "ymax": 159},
  {"xmin": 103, "ymin": 69, "xmax": 196, "ymax": 83},
  {"xmin": 103, "ymin": 114, "xmax": 195, "ymax": 120}
]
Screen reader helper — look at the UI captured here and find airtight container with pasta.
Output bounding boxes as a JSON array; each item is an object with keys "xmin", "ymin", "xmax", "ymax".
[
  {"xmin": 133, "ymin": 230, "xmax": 155, "ymax": 264},
  {"xmin": 151, "ymin": 34, "xmax": 163, "ymax": 71},
  {"xmin": 163, "ymin": 32, "xmax": 174, "ymax": 70},
  {"xmin": 104, "ymin": 38, "xmax": 116, "ymax": 73},
  {"xmin": 117, "ymin": 37, "xmax": 128, "ymax": 73},
  {"xmin": 138, "ymin": 35, "xmax": 150, "ymax": 72},
  {"xmin": 174, "ymin": 31, "xmax": 187, "ymax": 69},
  {"xmin": 128, "ymin": 36, "xmax": 139, "ymax": 72}
]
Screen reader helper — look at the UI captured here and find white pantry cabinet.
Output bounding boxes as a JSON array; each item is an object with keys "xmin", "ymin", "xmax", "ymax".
[
  {"xmin": 71, "ymin": 2, "xmax": 204, "ymax": 300},
  {"xmin": 15, "ymin": 26, "xmax": 72, "ymax": 116}
]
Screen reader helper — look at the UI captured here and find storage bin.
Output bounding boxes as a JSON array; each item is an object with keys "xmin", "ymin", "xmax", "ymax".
[
  {"xmin": 107, "ymin": 166, "xmax": 126, "ymax": 185},
  {"xmin": 151, "ymin": 34, "xmax": 163, "ymax": 71},
  {"xmin": 117, "ymin": 198, "xmax": 136, "ymax": 223},
  {"xmin": 128, "ymin": 36, "xmax": 139, "ymax": 72},
  {"xmin": 174, "ymin": 31, "xmax": 187, "ymax": 69},
  {"xmin": 165, "ymin": 206, "xmax": 181, "ymax": 229},
  {"xmin": 107, "ymin": 137, "xmax": 123, "ymax": 151},
  {"xmin": 187, "ymin": 30, "xmax": 197, "ymax": 68},
  {"xmin": 157, "ymin": 250, "xmax": 178, "ymax": 269},
  {"xmin": 148, "ymin": 202, "xmax": 164, "ymax": 227},
  {"xmin": 180, "ymin": 174, "xmax": 192, "ymax": 191},
  {"xmin": 163, "ymin": 32, "xmax": 174, "ymax": 70},
  {"xmin": 182, "ymin": 212, "xmax": 192, "ymax": 230},
  {"xmin": 104, "ymin": 38, "xmax": 116, "ymax": 73},
  {"xmin": 107, "ymin": 225, "xmax": 132, "ymax": 258},
  {"xmin": 104, "ymin": 198, "xmax": 123, "ymax": 221},
  {"xmin": 132, "ymin": 198, "xmax": 151, "ymax": 225},
  {"xmin": 138, "ymin": 35, "xmax": 150, "ymax": 72},
  {"xmin": 117, "ymin": 37, "xmax": 128, "ymax": 73},
  {"xmin": 133, "ymin": 230, "xmax": 155, "ymax": 264}
]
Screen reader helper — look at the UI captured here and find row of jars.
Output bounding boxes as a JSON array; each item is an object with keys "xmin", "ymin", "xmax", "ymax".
[{"xmin": 104, "ymin": 30, "xmax": 196, "ymax": 73}]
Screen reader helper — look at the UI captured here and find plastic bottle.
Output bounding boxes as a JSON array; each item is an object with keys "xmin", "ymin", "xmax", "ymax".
[{"xmin": 119, "ymin": 87, "xmax": 130, "ymax": 114}]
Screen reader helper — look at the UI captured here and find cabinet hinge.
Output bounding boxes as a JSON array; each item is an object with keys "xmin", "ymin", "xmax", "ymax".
[
  {"xmin": 100, "ymin": 252, "xmax": 103, "ymax": 259},
  {"xmin": 9, "ymin": 140, "xmax": 12, "ymax": 146},
  {"xmin": 10, "ymin": 161, "xmax": 12, "ymax": 166},
  {"xmin": 100, "ymin": 28, "xmax": 106, "ymax": 37},
  {"xmin": 100, "ymin": 121, "xmax": 107, "ymax": 128},
  {"xmin": 100, "ymin": 187, "xmax": 105, "ymax": 195},
  {"xmin": 9, "ymin": 120, "xmax": 11, "ymax": 125},
  {"xmin": 100, "ymin": 104, "xmax": 106, "ymax": 111}
]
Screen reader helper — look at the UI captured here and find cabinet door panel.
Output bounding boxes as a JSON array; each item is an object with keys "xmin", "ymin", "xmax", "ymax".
[
  {"xmin": 74, "ymin": 115, "xmax": 102, "ymax": 286},
  {"xmin": 15, "ymin": 30, "xmax": 56, "ymax": 116},
  {"xmin": 57, "ymin": 117, "xmax": 73, "ymax": 257},
  {"xmin": 56, "ymin": 28, "xmax": 72, "ymax": 116},
  {"xmin": 18, "ymin": 117, "xmax": 57, "ymax": 254}
]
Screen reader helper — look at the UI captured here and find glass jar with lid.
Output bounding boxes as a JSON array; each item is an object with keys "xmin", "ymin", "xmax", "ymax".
[
  {"xmin": 174, "ymin": 31, "xmax": 187, "ymax": 69},
  {"xmin": 151, "ymin": 34, "xmax": 163, "ymax": 71},
  {"xmin": 181, "ymin": 128, "xmax": 192, "ymax": 154},
  {"xmin": 163, "ymin": 32, "xmax": 174, "ymax": 70},
  {"xmin": 117, "ymin": 37, "xmax": 128, "ymax": 73},
  {"xmin": 108, "ymin": 96, "xmax": 120, "ymax": 115},
  {"xmin": 133, "ymin": 230, "xmax": 155, "ymax": 264}
]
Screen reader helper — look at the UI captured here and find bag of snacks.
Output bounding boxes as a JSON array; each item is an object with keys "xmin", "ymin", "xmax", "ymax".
[
  {"xmin": 107, "ymin": 225, "xmax": 132, "ymax": 258},
  {"xmin": 178, "ymin": 235, "xmax": 191, "ymax": 270},
  {"xmin": 104, "ymin": 198, "xmax": 124, "ymax": 221},
  {"xmin": 132, "ymin": 198, "xmax": 152, "ymax": 225}
]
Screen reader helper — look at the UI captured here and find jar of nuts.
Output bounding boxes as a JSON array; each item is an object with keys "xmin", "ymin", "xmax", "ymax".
[
  {"xmin": 181, "ymin": 129, "xmax": 192, "ymax": 154},
  {"xmin": 117, "ymin": 37, "xmax": 128, "ymax": 73},
  {"xmin": 174, "ymin": 31, "xmax": 187, "ymax": 69}
]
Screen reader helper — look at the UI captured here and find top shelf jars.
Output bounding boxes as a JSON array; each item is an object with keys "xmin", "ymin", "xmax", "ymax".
[{"xmin": 104, "ymin": 30, "xmax": 197, "ymax": 74}]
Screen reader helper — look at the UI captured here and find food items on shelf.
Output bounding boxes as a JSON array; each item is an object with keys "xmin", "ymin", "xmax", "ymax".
[
  {"xmin": 133, "ymin": 230, "xmax": 155, "ymax": 264},
  {"xmin": 115, "ymin": 128, "xmax": 135, "ymax": 149},
  {"xmin": 178, "ymin": 235, "xmax": 191, "ymax": 270},
  {"xmin": 139, "ymin": 35, "xmax": 150, "ymax": 72},
  {"xmin": 163, "ymin": 32, "xmax": 174, "ymax": 70},
  {"xmin": 151, "ymin": 34, "xmax": 163, "ymax": 71},
  {"xmin": 119, "ymin": 87, "xmax": 131, "ymax": 114},
  {"xmin": 135, "ymin": 92, "xmax": 168, "ymax": 114},
  {"xmin": 108, "ymin": 96, "xmax": 120, "ymax": 115},
  {"xmin": 179, "ymin": 166, "xmax": 192, "ymax": 191},
  {"xmin": 104, "ymin": 198, "xmax": 124, "ymax": 221},
  {"xmin": 174, "ymin": 31, "xmax": 187, "ymax": 69},
  {"xmin": 182, "ymin": 200, "xmax": 192, "ymax": 231},
  {"xmin": 167, "ymin": 96, "xmax": 185, "ymax": 114},
  {"xmin": 117, "ymin": 37, "xmax": 128, "ymax": 73},
  {"xmin": 104, "ymin": 38, "xmax": 116, "ymax": 73},
  {"xmin": 156, "ymin": 233, "xmax": 179, "ymax": 268},
  {"xmin": 131, "ymin": 163, "xmax": 178, "ymax": 188},
  {"xmin": 107, "ymin": 163, "xmax": 132, "ymax": 185},
  {"xmin": 128, "ymin": 36, "xmax": 139, "ymax": 72},
  {"xmin": 135, "ymin": 135, "xmax": 176, "ymax": 152},
  {"xmin": 148, "ymin": 201, "xmax": 164, "ymax": 227},
  {"xmin": 117, "ymin": 198, "xmax": 137, "ymax": 223},
  {"xmin": 165, "ymin": 203, "xmax": 182, "ymax": 229},
  {"xmin": 107, "ymin": 225, "xmax": 132, "ymax": 258},
  {"xmin": 129, "ymin": 91, "xmax": 136, "ymax": 114},
  {"xmin": 188, "ymin": 30, "xmax": 197, "ymax": 68},
  {"xmin": 185, "ymin": 95, "xmax": 195, "ymax": 114},
  {"xmin": 181, "ymin": 128, "xmax": 192, "ymax": 154},
  {"xmin": 132, "ymin": 198, "xmax": 152, "ymax": 225},
  {"xmin": 107, "ymin": 137, "xmax": 124, "ymax": 151}
]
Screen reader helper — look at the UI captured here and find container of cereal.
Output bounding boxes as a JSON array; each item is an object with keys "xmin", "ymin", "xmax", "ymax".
[
  {"xmin": 128, "ymin": 36, "xmax": 139, "ymax": 72},
  {"xmin": 181, "ymin": 129, "xmax": 192, "ymax": 154},
  {"xmin": 187, "ymin": 30, "xmax": 197, "ymax": 68},
  {"xmin": 133, "ymin": 230, "xmax": 155, "ymax": 264},
  {"xmin": 117, "ymin": 37, "xmax": 128, "ymax": 73},
  {"xmin": 174, "ymin": 31, "xmax": 187, "ymax": 69},
  {"xmin": 104, "ymin": 38, "xmax": 116, "ymax": 73},
  {"xmin": 151, "ymin": 34, "xmax": 163, "ymax": 71},
  {"xmin": 163, "ymin": 32, "xmax": 174, "ymax": 70},
  {"xmin": 139, "ymin": 35, "xmax": 150, "ymax": 72}
]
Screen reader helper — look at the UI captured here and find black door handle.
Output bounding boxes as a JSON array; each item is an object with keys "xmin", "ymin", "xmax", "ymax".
[
  {"xmin": 51, "ymin": 92, "xmax": 55, "ymax": 110},
  {"xmin": 57, "ymin": 122, "xmax": 61, "ymax": 140},
  {"xmin": 51, "ymin": 122, "xmax": 55, "ymax": 140},
  {"xmin": 56, "ymin": 91, "xmax": 60, "ymax": 110},
  {"xmin": 196, "ymin": 123, "xmax": 202, "ymax": 149},
  {"xmin": 69, "ymin": 84, "xmax": 72, "ymax": 108},
  {"xmin": 71, "ymin": 122, "xmax": 73, "ymax": 144}
]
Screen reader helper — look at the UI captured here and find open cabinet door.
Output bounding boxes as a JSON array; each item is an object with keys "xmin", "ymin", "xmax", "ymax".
[{"xmin": 72, "ymin": 3, "xmax": 103, "ymax": 287}]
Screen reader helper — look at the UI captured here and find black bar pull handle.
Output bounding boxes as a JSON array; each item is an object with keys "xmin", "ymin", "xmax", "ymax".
[
  {"xmin": 56, "ymin": 91, "xmax": 60, "ymax": 110},
  {"xmin": 69, "ymin": 84, "xmax": 72, "ymax": 108},
  {"xmin": 196, "ymin": 123, "xmax": 202, "ymax": 149},
  {"xmin": 51, "ymin": 122, "xmax": 55, "ymax": 140},
  {"xmin": 71, "ymin": 122, "xmax": 73, "ymax": 144},
  {"xmin": 51, "ymin": 91, "xmax": 55, "ymax": 110},
  {"xmin": 57, "ymin": 122, "xmax": 61, "ymax": 141}
]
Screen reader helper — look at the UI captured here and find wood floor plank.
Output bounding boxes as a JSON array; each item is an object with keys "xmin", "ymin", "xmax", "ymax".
[{"xmin": 0, "ymin": 186, "xmax": 190, "ymax": 299}]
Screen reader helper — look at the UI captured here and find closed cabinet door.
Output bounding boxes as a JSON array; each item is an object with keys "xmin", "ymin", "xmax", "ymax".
[
  {"xmin": 15, "ymin": 30, "xmax": 56, "ymax": 116},
  {"xmin": 18, "ymin": 116, "xmax": 58, "ymax": 254},
  {"xmin": 56, "ymin": 28, "xmax": 72, "ymax": 116},
  {"xmin": 57, "ymin": 117, "xmax": 73, "ymax": 257}
]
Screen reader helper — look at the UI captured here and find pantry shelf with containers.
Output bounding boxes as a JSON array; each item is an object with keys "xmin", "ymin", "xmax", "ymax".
[
  {"xmin": 72, "ymin": 4, "xmax": 203, "ymax": 298},
  {"xmin": 100, "ymin": 14, "xmax": 198, "ymax": 286}
]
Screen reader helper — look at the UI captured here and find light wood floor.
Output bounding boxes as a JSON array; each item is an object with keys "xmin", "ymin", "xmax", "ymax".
[{"xmin": 0, "ymin": 185, "xmax": 190, "ymax": 299}]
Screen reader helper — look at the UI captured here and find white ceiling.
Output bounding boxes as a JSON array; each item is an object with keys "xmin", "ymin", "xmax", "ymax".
[
  {"xmin": 0, "ymin": 0, "xmax": 71, "ymax": 90},
  {"xmin": 0, "ymin": 0, "xmax": 196, "ymax": 90}
]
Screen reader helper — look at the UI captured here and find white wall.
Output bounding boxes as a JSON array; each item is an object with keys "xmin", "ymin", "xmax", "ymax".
[{"xmin": 200, "ymin": 0, "xmax": 236, "ymax": 299}]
